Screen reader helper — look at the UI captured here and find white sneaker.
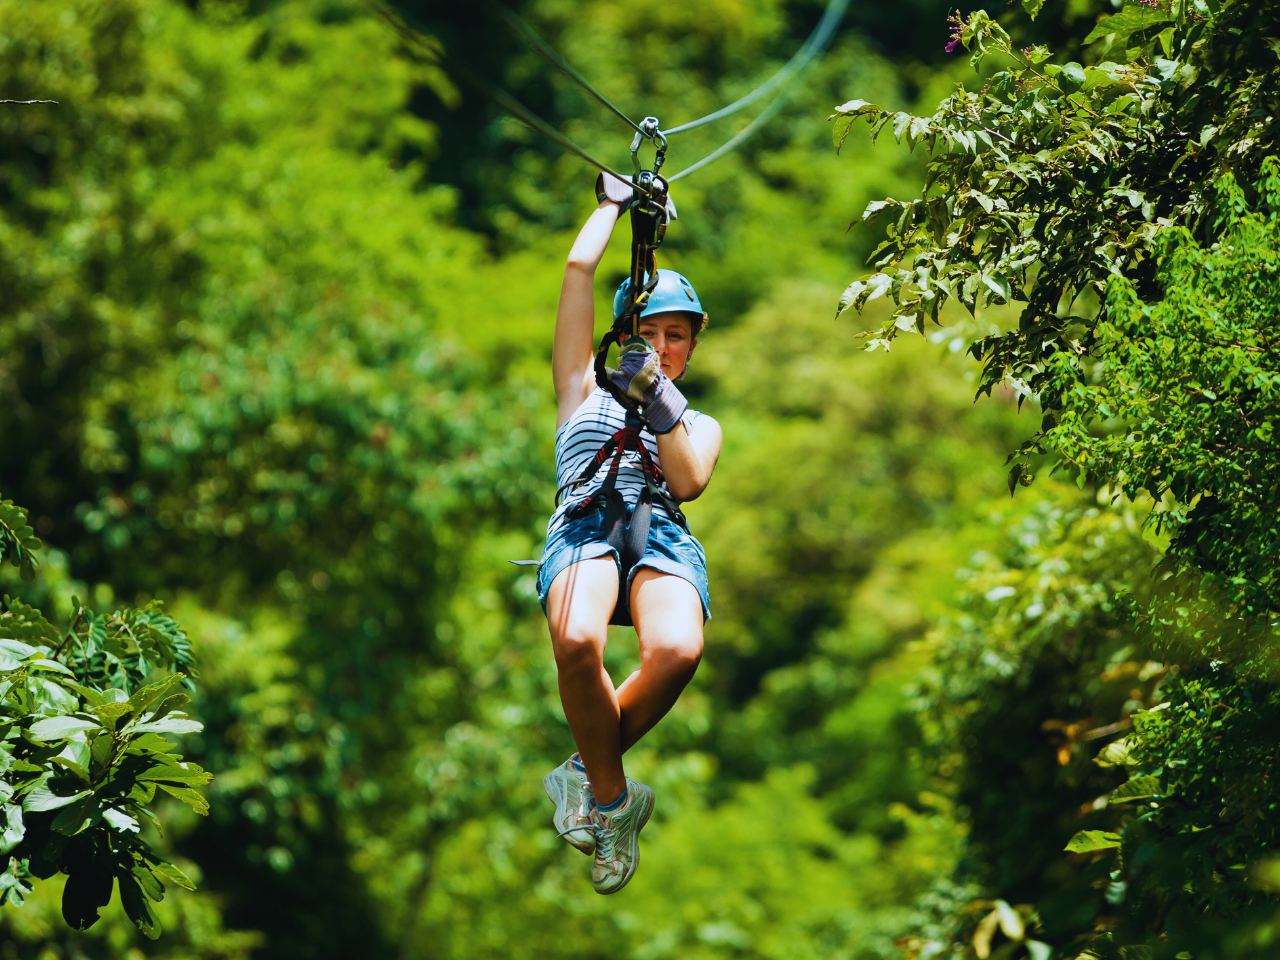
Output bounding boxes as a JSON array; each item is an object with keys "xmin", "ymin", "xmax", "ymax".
[
  {"xmin": 543, "ymin": 757, "xmax": 596, "ymax": 855},
  {"xmin": 590, "ymin": 779, "xmax": 655, "ymax": 895}
]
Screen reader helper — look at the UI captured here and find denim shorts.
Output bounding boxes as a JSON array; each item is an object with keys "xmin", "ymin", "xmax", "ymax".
[{"xmin": 537, "ymin": 504, "xmax": 711, "ymax": 621}]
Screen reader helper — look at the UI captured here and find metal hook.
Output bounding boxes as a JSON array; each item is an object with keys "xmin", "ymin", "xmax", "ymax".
[{"xmin": 631, "ymin": 117, "xmax": 664, "ymax": 176}]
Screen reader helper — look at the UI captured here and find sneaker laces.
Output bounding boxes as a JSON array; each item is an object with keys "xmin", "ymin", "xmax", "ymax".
[
  {"xmin": 556, "ymin": 809, "xmax": 618, "ymax": 860},
  {"xmin": 596, "ymin": 821, "xmax": 618, "ymax": 862}
]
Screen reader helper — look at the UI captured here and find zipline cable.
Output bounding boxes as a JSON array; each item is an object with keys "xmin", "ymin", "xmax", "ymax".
[
  {"xmin": 374, "ymin": 4, "xmax": 655, "ymax": 195},
  {"xmin": 488, "ymin": 1, "xmax": 647, "ymax": 139},
  {"xmin": 666, "ymin": 89, "xmax": 790, "ymax": 182},
  {"xmin": 661, "ymin": 0, "xmax": 849, "ymax": 137},
  {"xmin": 376, "ymin": 0, "xmax": 848, "ymax": 187}
]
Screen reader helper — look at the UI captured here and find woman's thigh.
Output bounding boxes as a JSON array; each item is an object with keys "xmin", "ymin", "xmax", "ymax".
[
  {"xmin": 630, "ymin": 568, "xmax": 704, "ymax": 661},
  {"xmin": 546, "ymin": 556, "xmax": 620, "ymax": 650}
]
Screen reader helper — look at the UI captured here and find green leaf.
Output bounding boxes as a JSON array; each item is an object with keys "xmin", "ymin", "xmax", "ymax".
[
  {"xmin": 0, "ymin": 639, "xmax": 39, "ymax": 662},
  {"xmin": 1060, "ymin": 62, "xmax": 1086, "ymax": 89},
  {"xmin": 28, "ymin": 716, "xmax": 101, "ymax": 741},
  {"xmin": 836, "ymin": 280, "xmax": 866, "ymax": 319},
  {"xmin": 1, "ymin": 597, "xmax": 60, "ymax": 647},
  {"xmin": 24, "ymin": 659, "xmax": 74, "ymax": 676},
  {"xmin": 1111, "ymin": 774, "xmax": 1162, "ymax": 803},
  {"xmin": 982, "ymin": 274, "xmax": 1011, "ymax": 304},
  {"xmin": 125, "ymin": 675, "xmax": 182, "ymax": 718},
  {"xmin": 0, "ymin": 500, "xmax": 42, "ymax": 580},
  {"xmin": 132, "ymin": 863, "xmax": 164, "ymax": 901},
  {"xmin": 1065, "ymin": 829, "xmax": 1122, "ymax": 852},
  {"xmin": 1022, "ymin": 44, "xmax": 1052, "ymax": 64},
  {"xmin": 136, "ymin": 760, "xmax": 213, "ymax": 786},
  {"xmin": 145, "ymin": 855, "xmax": 196, "ymax": 891},
  {"xmin": 1084, "ymin": 6, "xmax": 1173, "ymax": 47},
  {"xmin": 51, "ymin": 795, "xmax": 99, "ymax": 836},
  {"xmin": 1008, "ymin": 462, "xmax": 1026, "ymax": 496},
  {"xmin": 829, "ymin": 101, "xmax": 881, "ymax": 154},
  {"xmin": 61, "ymin": 860, "xmax": 114, "ymax": 931},
  {"xmin": 0, "ymin": 803, "xmax": 26, "ymax": 854},
  {"xmin": 156, "ymin": 783, "xmax": 210, "ymax": 816},
  {"xmin": 861, "ymin": 273, "xmax": 894, "ymax": 306},
  {"xmin": 127, "ymin": 780, "xmax": 158, "ymax": 804},
  {"xmin": 147, "ymin": 693, "xmax": 190, "ymax": 725},
  {"xmin": 117, "ymin": 870, "xmax": 161, "ymax": 939},
  {"xmin": 124, "ymin": 733, "xmax": 177, "ymax": 755},
  {"xmin": 1021, "ymin": 0, "xmax": 1044, "ymax": 19},
  {"xmin": 102, "ymin": 808, "xmax": 140, "ymax": 834},
  {"xmin": 23, "ymin": 784, "xmax": 92, "ymax": 813},
  {"xmin": 92, "ymin": 702, "xmax": 134, "ymax": 726},
  {"xmin": 49, "ymin": 756, "xmax": 91, "ymax": 783},
  {"xmin": 130, "ymin": 715, "xmax": 202, "ymax": 736}
]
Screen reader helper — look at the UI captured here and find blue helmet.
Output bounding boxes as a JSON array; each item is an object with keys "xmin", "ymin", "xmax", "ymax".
[{"xmin": 612, "ymin": 268, "xmax": 704, "ymax": 324}]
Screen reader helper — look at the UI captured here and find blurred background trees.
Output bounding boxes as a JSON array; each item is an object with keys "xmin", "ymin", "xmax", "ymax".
[{"xmin": 0, "ymin": 0, "xmax": 1276, "ymax": 958}]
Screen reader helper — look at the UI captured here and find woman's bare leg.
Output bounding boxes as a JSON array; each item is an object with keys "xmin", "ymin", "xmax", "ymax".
[
  {"xmin": 546, "ymin": 557, "xmax": 627, "ymax": 806},
  {"xmin": 616, "ymin": 568, "xmax": 704, "ymax": 753}
]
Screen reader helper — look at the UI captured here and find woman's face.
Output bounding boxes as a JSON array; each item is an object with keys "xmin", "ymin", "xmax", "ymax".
[{"xmin": 637, "ymin": 312, "xmax": 697, "ymax": 379}]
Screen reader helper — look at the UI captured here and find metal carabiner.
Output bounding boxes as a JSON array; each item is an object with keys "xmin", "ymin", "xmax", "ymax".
[{"xmin": 631, "ymin": 116, "xmax": 664, "ymax": 178}]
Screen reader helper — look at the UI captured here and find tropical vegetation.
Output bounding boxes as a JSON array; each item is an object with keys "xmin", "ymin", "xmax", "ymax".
[{"xmin": 0, "ymin": 0, "xmax": 1276, "ymax": 957}]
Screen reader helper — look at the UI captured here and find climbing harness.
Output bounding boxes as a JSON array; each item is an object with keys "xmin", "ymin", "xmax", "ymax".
[{"xmin": 552, "ymin": 129, "xmax": 689, "ymax": 627}]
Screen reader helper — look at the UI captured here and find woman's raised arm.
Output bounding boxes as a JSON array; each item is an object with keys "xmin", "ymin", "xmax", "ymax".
[{"xmin": 553, "ymin": 177, "xmax": 631, "ymax": 427}]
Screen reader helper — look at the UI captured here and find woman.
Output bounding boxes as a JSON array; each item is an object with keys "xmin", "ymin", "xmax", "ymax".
[{"xmin": 537, "ymin": 172, "xmax": 722, "ymax": 895}]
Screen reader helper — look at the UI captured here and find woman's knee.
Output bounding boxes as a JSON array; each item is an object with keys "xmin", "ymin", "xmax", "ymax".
[
  {"xmin": 552, "ymin": 625, "xmax": 607, "ymax": 673},
  {"xmin": 643, "ymin": 629, "xmax": 703, "ymax": 675}
]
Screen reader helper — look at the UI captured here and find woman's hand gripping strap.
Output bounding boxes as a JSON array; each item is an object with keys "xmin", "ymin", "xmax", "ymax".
[
  {"xmin": 595, "ymin": 171, "xmax": 635, "ymax": 206},
  {"xmin": 609, "ymin": 337, "xmax": 688, "ymax": 435}
]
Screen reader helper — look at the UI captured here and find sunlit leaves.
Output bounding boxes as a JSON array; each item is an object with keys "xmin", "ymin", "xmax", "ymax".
[
  {"xmin": 0, "ymin": 501, "xmax": 210, "ymax": 938},
  {"xmin": 1064, "ymin": 830, "xmax": 1122, "ymax": 853}
]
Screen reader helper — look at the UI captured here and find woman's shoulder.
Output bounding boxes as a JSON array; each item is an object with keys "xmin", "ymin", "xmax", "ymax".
[{"xmin": 684, "ymin": 406, "xmax": 717, "ymax": 427}]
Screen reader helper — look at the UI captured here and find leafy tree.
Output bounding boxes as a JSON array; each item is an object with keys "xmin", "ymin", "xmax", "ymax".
[
  {"xmin": 0, "ymin": 496, "xmax": 210, "ymax": 939},
  {"xmin": 831, "ymin": 0, "xmax": 1279, "ymax": 634},
  {"xmin": 831, "ymin": 0, "xmax": 1280, "ymax": 955}
]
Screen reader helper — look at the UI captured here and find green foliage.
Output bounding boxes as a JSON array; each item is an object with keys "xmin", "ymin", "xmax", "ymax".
[
  {"xmin": 834, "ymin": 0, "xmax": 1278, "ymax": 348},
  {"xmin": 14, "ymin": 0, "xmax": 1250, "ymax": 957},
  {"xmin": 0, "ymin": 499, "xmax": 40, "ymax": 582},
  {"xmin": 832, "ymin": 0, "xmax": 1280, "ymax": 956},
  {"xmin": 831, "ymin": 0, "xmax": 1279, "ymax": 520},
  {"xmin": 1051, "ymin": 166, "xmax": 1280, "ymax": 669},
  {"xmin": 0, "ymin": 497, "xmax": 208, "ymax": 939}
]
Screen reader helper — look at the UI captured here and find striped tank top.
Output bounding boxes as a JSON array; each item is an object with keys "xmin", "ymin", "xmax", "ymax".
[{"xmin": 547, "ymin": 388, "xmax": 702, "ymax": 537}]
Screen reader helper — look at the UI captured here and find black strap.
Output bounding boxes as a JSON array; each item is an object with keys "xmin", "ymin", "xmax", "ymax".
[
  {"xmin": 594, "ymin": 175, "xmax": 670, "ymax": 408},
  {"xmin": 556, "ymin": 408, "xmax": 687, "ymax": 626}
]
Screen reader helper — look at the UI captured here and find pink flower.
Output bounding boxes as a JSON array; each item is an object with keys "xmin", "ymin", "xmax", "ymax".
[{"xmin": 945, "ymin": 13, "xmax": 962, "ymax": 53}]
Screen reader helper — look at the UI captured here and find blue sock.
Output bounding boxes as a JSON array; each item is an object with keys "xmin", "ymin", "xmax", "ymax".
[
  {"xmin": 569, "ymin": 754, "xmax": 586, "ymax": 773},
  {"xmin": 596, "ymin": 788, "xmax": 628, "ymax": 813}
]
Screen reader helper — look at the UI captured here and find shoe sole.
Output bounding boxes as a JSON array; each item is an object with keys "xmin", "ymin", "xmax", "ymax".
[
  {"xmin": 544, "ymin": 769, "xmax": 595, "ymax": 856},
  {"xmin": 595, "ymin": 786, "xmax": 654, "ymax": 896}
]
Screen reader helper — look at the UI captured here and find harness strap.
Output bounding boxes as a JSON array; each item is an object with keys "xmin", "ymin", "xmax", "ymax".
[
  {"xmin": 562, "ymin": 159, "xmax": 677, "ymax": 626},
  {"xmin": 557, "ymin": 409, "xmax": 686, "ymax": 626}
]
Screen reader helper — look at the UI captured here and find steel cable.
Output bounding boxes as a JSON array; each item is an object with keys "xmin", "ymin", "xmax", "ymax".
[
  {"xmin": 488, "ymin": 2, "xmax": 647, "ymax": 138},
  {"xmin": 374, "ymin": 4, "xmax": 654, "ymax": 194},
  {"xmin": 666, "ymin": 89, "xmax": 790, "ymax": 182},
  {"xmin": 661, "ymin": 0, "xmax": 849, "ymax": 137},
  {"xmin": 377, "ymin": 0, "xmax": 848, "ymax": 187}
]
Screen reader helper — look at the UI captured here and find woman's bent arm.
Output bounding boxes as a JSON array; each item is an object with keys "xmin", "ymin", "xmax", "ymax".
[
  {"xmin": 656, "ymin": 415, "xmax": 722, "ymax": 502},
  {"xmin": 554, "ymin": 201, "xmax": 622, "ymax": 428}
]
